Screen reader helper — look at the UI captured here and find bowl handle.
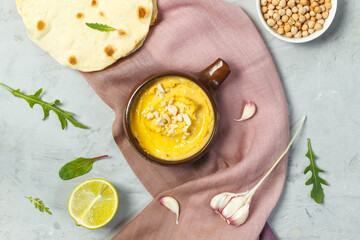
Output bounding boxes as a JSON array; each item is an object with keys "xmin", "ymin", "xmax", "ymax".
[{"xmin": 197, "ymin": 58, "xmax": 231, "ymax": 91}]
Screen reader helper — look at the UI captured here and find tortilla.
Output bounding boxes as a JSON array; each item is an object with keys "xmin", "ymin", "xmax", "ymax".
[{"xmin": 16, "ymin": 0, "xmax": 157, "ymax": 72}]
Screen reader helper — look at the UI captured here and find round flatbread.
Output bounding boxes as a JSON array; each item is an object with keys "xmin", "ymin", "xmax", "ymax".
[{"xmin": 16, "ymin": 0, "xmax": 157, "ymax": 72}]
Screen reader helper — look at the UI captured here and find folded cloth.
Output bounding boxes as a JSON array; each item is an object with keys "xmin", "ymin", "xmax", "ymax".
[{"xmin": 82, "ymin": 0, "xmax": 289, "ymax": 239}]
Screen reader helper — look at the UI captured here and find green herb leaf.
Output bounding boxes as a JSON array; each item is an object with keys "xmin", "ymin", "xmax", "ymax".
[
  {"xmin": 25, "ymin": 196, "xmax": 52, "ymax": 215},
  {"xmin": 304, "ymin": 138, "xmax": 328, "ymax": 203},
  {"xmin": 86, "ymin": 23, "xmax": 117, "ymax": 32},
  {"xmin": 0, "ymin": 83, "xmax": 87, "ymax": 130},
  {"xmin": 59, "ymin": 155, "xmax": 108, "ymax": 180}
]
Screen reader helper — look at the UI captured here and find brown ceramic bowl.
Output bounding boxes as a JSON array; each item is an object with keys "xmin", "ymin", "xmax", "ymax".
[{"xmin": 124, "ymin": 58, "xmax": 231, "ymax": 166}]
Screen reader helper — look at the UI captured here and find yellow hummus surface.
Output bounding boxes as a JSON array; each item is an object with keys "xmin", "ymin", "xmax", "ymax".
[{"xmin": 129, "ymin": 75, "xmax": 215, "ymax": 161}]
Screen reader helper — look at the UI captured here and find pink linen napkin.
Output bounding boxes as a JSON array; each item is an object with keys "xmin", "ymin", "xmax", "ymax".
[{"xmin": 82, "ymin": 0, "xmax": 289, "ymax": 239}]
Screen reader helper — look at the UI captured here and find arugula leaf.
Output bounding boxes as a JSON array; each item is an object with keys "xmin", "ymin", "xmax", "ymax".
[
  {"xmin": 0, "ymin": 83, "xmax": 87, "ymax": 130},
  {"xmin": 86, "ymin": 23, "xmax": 116, "ymax": 32},
  {"xmin": 25, "ymin": 196, "xmax": 52, "ymax": 215},
  {"xmin": 304, "ymin": 138, "xmax": 328, "ymax": 203},
  {"xmin": 59, "ymin": 155, "xmax": 108, "ymax": 180}
]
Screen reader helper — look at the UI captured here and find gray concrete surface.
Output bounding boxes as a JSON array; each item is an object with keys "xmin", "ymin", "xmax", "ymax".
[{"xmin": 0, "ymin": 0, "xmax": 359, "ymax": 239}]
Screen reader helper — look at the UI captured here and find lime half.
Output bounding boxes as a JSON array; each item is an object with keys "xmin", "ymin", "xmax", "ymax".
[{"xmin": 68, "ymin": 178, "xmax": 118, "ymax": 230}]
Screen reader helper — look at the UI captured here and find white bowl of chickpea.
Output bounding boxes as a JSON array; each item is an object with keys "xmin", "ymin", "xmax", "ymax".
[{"xmin": 257, "ymin": 0, "xmax": 337, "ymax": 43}]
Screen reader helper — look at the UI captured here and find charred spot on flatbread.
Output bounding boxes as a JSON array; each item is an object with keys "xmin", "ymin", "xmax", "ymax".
[
  {"xmin": 104, "ymin": 45, "xmax": 115, "ymax": 57},
  {"xmin": 76, "ymin": 13, "xmax": 84, "ymax": 19},
  {"xmin": 68, "ymin": 56, "xmax": 78, "ymax": 65},
  {"xmin": 118, "ymin": 29, "xmax": 127, "ymax": 36},
  {"xmin": 91, "ymin": 0, "xmax": 97, "ymax": 7},
  {"xmin": 37, "ymin": 20, "xmax": 46, "ymax": 30},
  {"xmin": 137, "ymin": 6, "xmax": 148, "ymax": 20},
  {"xmin": 99, "ymin": 12, "xmax": 105, "ymax": 17}
]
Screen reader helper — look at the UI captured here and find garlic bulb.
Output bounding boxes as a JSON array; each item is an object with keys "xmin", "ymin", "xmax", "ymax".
[{"xmin": 211, "ymin": 115, "xmax": 307, "ymax": 227}]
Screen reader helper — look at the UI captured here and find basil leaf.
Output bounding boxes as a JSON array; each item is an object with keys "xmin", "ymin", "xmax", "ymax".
[
  {"xmin": 59, "ymin": 155, "xmax": 108, "ymax": 180},
  {"xmin": 85, "ymin": 23, "xmax": 117, "ymax": 32}
]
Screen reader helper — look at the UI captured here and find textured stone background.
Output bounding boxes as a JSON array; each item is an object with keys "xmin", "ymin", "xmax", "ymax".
[{"xmin": 0, "ymin": 0, "xmax": 359, "ymax": 239}]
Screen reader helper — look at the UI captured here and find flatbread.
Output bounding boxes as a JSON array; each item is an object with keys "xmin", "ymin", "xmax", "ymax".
[{"xmin": 16, "ymin": 0, "xmax": 157, "ymax": 72}]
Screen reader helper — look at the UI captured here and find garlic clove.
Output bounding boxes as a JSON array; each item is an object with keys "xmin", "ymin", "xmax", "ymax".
[
  {"xmin": 210, "ymin": 192, "xmax": 233, "ymax": 212},
  {"xmin": 234, "ymin": 101, "xmax": 256, "ymax": 122},
  {"xmin": 215, "ymin": 193, "xmax": 237, "ymax": 213},
  {"xmin": 221, "ymin": 194, "xmax": 248, "ymax": 219},
  {"xmin": 160, "ymin": 196, "xmax": 180, "ymax": 224},
  {"xmin": 228, "ymin": 201, "xmax": 251, "ymax": 227}
]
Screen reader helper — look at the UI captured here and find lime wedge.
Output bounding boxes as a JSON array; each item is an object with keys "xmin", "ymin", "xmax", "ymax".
[{"xmin": 68, "ymin": 178, "xmax": 118, "ymax": 229}]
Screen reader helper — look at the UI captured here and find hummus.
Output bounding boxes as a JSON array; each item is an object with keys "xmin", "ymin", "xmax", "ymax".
[{"xmin": 129, "ymin": 75, "xmax": 215, "ymax": 161}]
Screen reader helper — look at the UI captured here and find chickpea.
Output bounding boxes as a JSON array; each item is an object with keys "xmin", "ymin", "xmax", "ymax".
[
  {"xmin": 308, "ymin": 28, "xmax": 315, "ymax": 34},
  {"xmin": 273, "ymin": 24, "xmax": 279, "ymax": 30},
  {"xmin": 311, "ymin": 2, "xmax": 319, "ymax": 8},
  {"xmin": 264, "ymin": 13, "xmax": 270, "ymax": 20},
  {"xmin": 277, "ymin": 20, "xmax": 283, "ymax": 25},
  {"xmin": 272, "ymin": 0, "xmax": 280, "ymax": 6},
  {"xmin": 288, "ymin": 18, "xmax": 296, "ymax": 25},
  {"xmin": 314, "ymin": 6, "xmax": 321, "ymax": 13},
  {"xmin": 279, "ymin": 0, "xmax": 286, "ymax": 7},
  {"xmin": 320, "ymin": 5, "xmax": 326, "ymax": 12},
  {"xmin": 304, "ymin": 6, "xmax": 310, "ymax": 12},
  {"xmin": 305, "ymin": 13, "xmax": 311, "ymax": 19},
  {"xmin": 268, "ymin": 4, "xmax": 275, "ymax": 10},
  {"xmin": 262, "ymin": 6, "xmax": 268, "ymax": 13},
  {"xmin": 302, "ymin": 30, "xmax": 309, "ymax": 37},
  {"xmin": 300, "ymin": 0, "xmax": 308, "ymax": 5},
  {"xmin": 285, "ymin": 32, "xmax": 293, "ymax": 38},
  {"xmin": 325, "ymin": 2, "xmax": 332, "ymax": 10},
  {"xmin": 308, "ymin": 20, "xmax": 315, "ymax": 28},
  {"xmin": 295, "ymin": 21, "xmax": 302, "ymax": 28},
  {"xmin": 292, "ymin": 13, "xmax": 299, "ymax": 21},
  {"xmin": 268, "ymin": 9, "xmax": 274, "ymax": 16},
  {"xmin": 317, "ymin": 19, "xmax": 325, "ymax": 25},
  {"xmin": 288, "ymin": 0, "xmax": 296, "ymax": 8},
  {"xmin": 267, "ymin": 18, "xmax": 276, "ymax": 27},
  {"xmin": 314, "ymin": 22, "xmax": 323, "ymax": 30},
  {"xmin": 278, "ymin": 9, "xmax": 286, "ymax": 16},
  {"xmin": 310, "ymin": 11, "xmax": 316, "ymax": 16},
  {"xmin": 299, "ymin": 7, "xmax": 306, "ymax": 15},
  {"xmin": 261, "ymin": 0, "xmax": 268, "ymax": 5},
  {"xmin": 282, "ymin": 15, "xmax": 289, "ymax": 22},
  {"xmin": 316, "ymin": 13, "xmax": 323, "ymax": 20},
  {"xmin": 286, "ymin": 9, "xmax": 293, "ymax": 16},
  {"xmin": 291, "ymin": 26, "xmax": 298, "ymax": 35},
  {"xmin": 284, "ymin": 24, "xmax": 291, "ymax": 32},
  {"xmin": 300, "ymin": 15, "xmax": 307, "ymax": 23},
  {"xmin": 322, "ymin": 11, "xmax": 329, "ymax": 19},
  {"xmin": 302, "ymin": 24, "xmax": 309, "ymax": 31},
  {"xmin": 292, "ymin": 6, "xmax": 299, "ymax": 13},
  {"xmin": 277, "ymin": 27, "xmax": 285, "ymax": 35},
  {"xmin": 295, "ymin": 31, "xmax": 302, "ymax": 38},
  {"xmin": 273, "ymin": 13, "xmax": 280, "ymax": 21},
  {"xmin": 311, "ymin": 16, "xmax": 316, "ymax": 21}
]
